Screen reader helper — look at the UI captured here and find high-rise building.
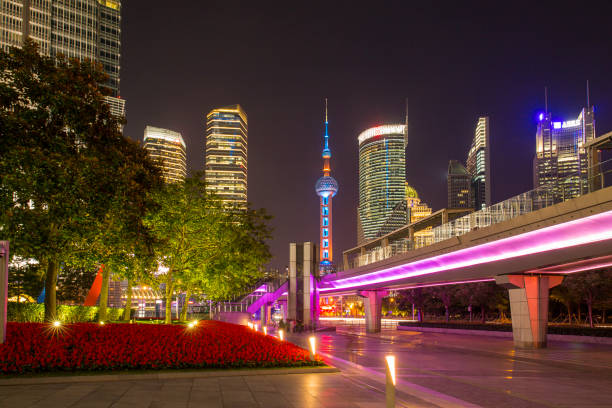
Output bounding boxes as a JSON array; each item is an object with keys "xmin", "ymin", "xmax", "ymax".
[
  {"xmin": 447, "ymin": 160, "xmax": 471, "ymax": 208},
  {"xmin": 0, "ymin": 0, "xmax": 125, "ymax": 117},
  {"xmin": 533, "ymin": 107, "xmax": 595, "ymax": 197},
  {"xmin": 357, "ymin": 124, "xmax": 407, "ymax": 244},
  {"xmin": 314, "ymin": 99, "xmax": 338, "ymax": 273},
  {"xmin": 143, "ymin": 126, "xmax": 187, "ymax": 184},
  {"xmin": 466, "ymin": 117, "xmax": 491, "ymax": 210},
  {"xmin": 405, "ymin": 183, "xmax": 433, "ymax": 248},
  {"xmin": 205, "ymin": 104, "xmax": 248, "ymax": 206}
]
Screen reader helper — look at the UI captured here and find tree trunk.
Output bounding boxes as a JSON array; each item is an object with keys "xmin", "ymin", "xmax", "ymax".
[
  {"xmin": 123, "ymin": 279, "xmax": 133, "ymax": 322},
  {"xmin": 165, "ymin": 275, "xmax": 173, "ymax": 324},
  {"xmin": 565, "ymin": 302, "xmax": 572, "ymax": 324},
  {"xmin": 445, "ymin": 305, "xmax": 449, "ymax": 322},
  {"xmin": 180, "ymin": 288, "xmax": 192, "ymax": 321},
  {"xmin": 481, "ymin": 306, "xmax": 486, "ymax": 324},
  {"xmin": 98, "ymin": 265, "xmax": 110, "ymax": 322},
  {"xmin": 44, "ymin": 260, "xmax": 59, "ymax": 322},
  {"xmin": 587, "ymin": 300, "xmax": 594, "ymax": 328},
  {"xmin": 603, "ymin": 308, "xmax": 607, "ymax": 324}
]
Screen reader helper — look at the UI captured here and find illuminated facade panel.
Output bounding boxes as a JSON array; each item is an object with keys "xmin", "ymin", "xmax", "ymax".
[
  {"xmin": 143, "ymin": 126, "xmax": 187, "ymax": 184},
  {"xmin": 0, "ymin": 0, "xmax": 124, "ymax": 116},
  {"xmin": 358, "ymin": 124, "xmax": 407, "ymax": 244},
  {"xmin": 466, "ymin": 116, "xmax": 490, "ymax": 210},
  {"xmin": 205, "ymin": 104, "xmax": 248, "ymax": 206},
  {"xmin": 533, "ymin": 107, "xmax": 595, "ymax": 198}
]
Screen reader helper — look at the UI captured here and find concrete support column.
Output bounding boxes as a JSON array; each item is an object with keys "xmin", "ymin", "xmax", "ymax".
[
  {"xmin": 359, "ymin": 290, "xmax": 388, "ymax": 333},
  {"xmin": 260, "ymin": 304, "xmax": 266, "ymax": 327},
  {"xmin": 408, "ymin": 227, "xmax": 415, "ymax": 250},
  {"xmin": 303, "ymin": 242, "xmax": 318, "ymax": 328},
  {"xmin": 288, "ymin": 243, "xmax": 298, "ymax": 321},
  {"xmin": 288, "ymin": 242, "xmax": 318, "ymax": 329},
  {"xmin": 496, "ymin": 275, "xmax": 563, "ymax": 348}
]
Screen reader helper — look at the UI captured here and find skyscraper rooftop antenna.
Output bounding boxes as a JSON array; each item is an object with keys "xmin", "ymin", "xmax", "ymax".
[
  {"xmin": 404, "ymin": 98, "xmax": 409, "ymax": 148},
  {"xmin": 586, "ymin": 80, "xmax": 591, "ymax": 109},
  {"xmin": 544, "ymin": 87, "xmax": 548, "ymax": 114},
  {"xmin": 322, "ymin": 98, "xmax": 331, "ymax": 157}
]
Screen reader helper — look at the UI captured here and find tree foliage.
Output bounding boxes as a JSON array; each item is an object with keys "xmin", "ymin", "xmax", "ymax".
[{"xmin": 0, "ymin": 41, "xmax": 156, "ymax": 320}]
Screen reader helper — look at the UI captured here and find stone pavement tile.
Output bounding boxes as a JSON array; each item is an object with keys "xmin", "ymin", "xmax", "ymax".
[
  {"xmin": 110, "ymin": 382, "xmax": 159, "ymax": 408},
  {"xmin": 27, "ymin": 383, "xmax": 100, "ymax": 408},
  {"xmin": 0, "ymin": 384, "xmax": 67, "ymax": 406},
  {"xmin": 188, "ymin": 390, "xmax": 223, "ymax": 408},
  {"xmin": 243, "ymin": 376, "xmax": 277, "ymax": 392},
  {"xmin": 69, "ymin": 381, "xmax": 132, "ymax": 408},
  {"xmin": 251, "ymin": 391, "xmax": 292, "ymax": 407}
]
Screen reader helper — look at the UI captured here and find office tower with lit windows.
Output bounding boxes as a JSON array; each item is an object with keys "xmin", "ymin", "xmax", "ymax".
[
  {"xmin": 0, "ymin": 0, "xmax": 125, "ymax": 117},
  {"xmin": 357, "ymin": 124, "xmax": 407, "ymax": 244},
  {"xmin": 315, "ymin": 100, "xmax": 338, "ymax": 273},
  {"xmin": 143, "ymin": 126, "xmax": 187, "ymax": 184},
  {"xmin": 533, "ymin": 107, "xmax": 595, "ymax": 197},
  {"xmin": 205, "ymin": 104, "xmax": 248, "ymax": 206},
  {"xmin": 447, "ymin": 160, "xmax": 471, "ymax": 208},
  {"xmin": 466, "ymin": 117, "xmax": 491, "ymax": 210}
]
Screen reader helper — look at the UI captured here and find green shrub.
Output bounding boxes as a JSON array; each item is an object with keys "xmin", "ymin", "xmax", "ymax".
[{"xmin": 7, "ymin": 302, "xmax": 124, "ymax": 323}]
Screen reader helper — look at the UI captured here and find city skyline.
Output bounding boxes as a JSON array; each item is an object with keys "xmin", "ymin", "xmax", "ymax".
[{"xmin": 83, "ymin": 2, "xmax": 612, "ymax": 268}]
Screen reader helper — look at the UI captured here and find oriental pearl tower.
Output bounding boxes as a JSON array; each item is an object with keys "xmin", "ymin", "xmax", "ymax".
[{"xmin": 315, "ymin": 99, "xmax": 338, "ymax": 274}]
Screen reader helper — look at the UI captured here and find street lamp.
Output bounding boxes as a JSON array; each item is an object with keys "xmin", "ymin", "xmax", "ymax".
[{"xmin": 385, "ymin": 355, "xmax": 396, "ymax": 408}]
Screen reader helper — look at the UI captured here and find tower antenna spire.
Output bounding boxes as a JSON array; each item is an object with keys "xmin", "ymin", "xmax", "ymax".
[
  {"xmin": 586, "ymin": 80, "xmax": 590, "ymax": 108},
  {"xmin": 323, "ymin": 98, "xmax": 330, "ymax": 152},
  {"xmin": 544, "ymin": 87, "xmax": 548, "ymax": 114},
  {"xmin": 404, "ymin": 97, "xmax": 409, "ymax": 147}
]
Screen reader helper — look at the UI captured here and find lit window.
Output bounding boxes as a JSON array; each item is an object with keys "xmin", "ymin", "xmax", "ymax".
[
  {"xmin": 322, "ymin": 197, "xmax": 328, "ymax": 205},
  {"xmin": 322, "ymin": 217, "xmax": 328, "ymax": 226},
  {"xmin": 323, "ymin": 239, "xmax": 328, "ymax": 248},
  {"xmin": 323, "ymin": 250, "xmax": 329, "ymax": 258},
  {"xmin": 322, "ymin": 206, "xmax": 328, "ymax": 216},
  {"xmin": 322, "ymin": 228, "xmax": 328, "ymax": 237}
]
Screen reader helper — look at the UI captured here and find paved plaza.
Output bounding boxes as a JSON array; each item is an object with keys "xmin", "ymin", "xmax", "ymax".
[{"xmin": 1, "ymin": 329, "xmax": 612, "ymax": 407}]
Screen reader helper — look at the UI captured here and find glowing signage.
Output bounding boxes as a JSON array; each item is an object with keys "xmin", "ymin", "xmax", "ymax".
[{"xmin": 358, "ymin": 125, "xmax": 406, "ymax": 145}]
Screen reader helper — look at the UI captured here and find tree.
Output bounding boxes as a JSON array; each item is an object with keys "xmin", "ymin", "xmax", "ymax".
[
  {"xmin": 430, "ymin": 285, "xmax": 456, "ymax": 322},
  {"xmin": 563, "ymin": 270, "xmax": 612, "ymax": 327},
  {"xmin": 0, "ymin": 41, "xmax": 139, "ymax": 320},
  {"xmin": 398, "ymin": 288, "xmax": 428, "ymax": 322},
  {"xmin": 144, "ymin": 175, "xmax": 272, "ymax": 323}
]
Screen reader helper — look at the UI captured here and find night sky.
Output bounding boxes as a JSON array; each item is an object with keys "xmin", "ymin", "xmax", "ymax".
[{"xmin": 121, "ymin": 1, "xmax": 612, "ymax": 270}]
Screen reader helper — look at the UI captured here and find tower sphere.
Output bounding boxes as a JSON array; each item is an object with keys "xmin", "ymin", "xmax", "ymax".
[{"xmin": 315, "ymin": 176, "xmax": 338, "ymax": 198}]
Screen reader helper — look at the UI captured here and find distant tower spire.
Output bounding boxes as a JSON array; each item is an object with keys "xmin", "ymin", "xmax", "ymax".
[
  {"xmin": 315, "ymin": 98, "xmax": 338, "ymax": 273},
  {"xmin": 404, "ymin": 98, "xmax": 409, "ymax": 147},
  {"xmin": 586, "ymin": 80, "xmax": 591, "ymax": 108},
  {"xmin": 544, "ymin": 86, "xmax": 548, "ymax": 114}
]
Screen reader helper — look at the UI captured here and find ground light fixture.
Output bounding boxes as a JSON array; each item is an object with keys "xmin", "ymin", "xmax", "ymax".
[
  {"xmin": 309, "ymin": 336, "xmax": 316, "ymax": 361},
  {"xmin": 52, "ymin": 321, "xmax": 61, "ymax": 328},
  {"xmin": 263, "ymin": 326, "xmax": 267, "ymax": 335},
  {"xmin": 247, "ymin": 322, "xmax": 253, "ymax": 329},
  {"xmin": 99, "ymin": 321, "xmax": 105, "ymax": 325},
  {"xmin": 254, "ymin": 323, "xmax": 259, "ymax": 332},
  {"xmin": 278, "ymin": 329, "xmax": 284, "ymax": 341},
  {"xmin": 187, "ymin": 320, "xmax": 197, "ymax": 328},
  {"xmin": 385, "ymin": 355, "xmax": 396, "ymax": 408}
]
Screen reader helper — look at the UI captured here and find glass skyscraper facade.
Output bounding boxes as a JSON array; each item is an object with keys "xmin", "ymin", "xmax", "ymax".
[
  {"xmin": 466, "ymin": 116, "xmax": 491, "ymax": 210},
  {"xmin": 143, "ymin": 126, "xmax": 187, "ymax": 184},
  {"xmin": 533, "ymin": 107, "xmax": 595, "ymax": 198},
  {"xmin": 205, "ymin": 104, "xmax": 248, "ymax": 206},
  {"xmin": 357, "ymin": 124, "xmax": 407, "ymax": 244},
  {"xmin": 0, "ymin": 0, "xmax": 125, "ymax": 117},
  {"xmin": 447, "ymin": 160, "xmax": 471, "ymax": 208}
]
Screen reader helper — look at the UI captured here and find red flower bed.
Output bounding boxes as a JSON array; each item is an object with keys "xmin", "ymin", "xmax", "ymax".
[{"xmin": 0, "ymin": 321, "xmax": 319, "ymax": 374}]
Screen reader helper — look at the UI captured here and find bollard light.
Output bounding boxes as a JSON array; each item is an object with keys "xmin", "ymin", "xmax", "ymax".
[
  {"xmin": 99, "ymin": 321, "xmax": 105, "ymax": 325},
  {"xmin": 263, "ymin": 326, "xmax": 267, "ymax": 335},
  {"xmin": 254, "ymin": 323, "xmax": 259, "ymax": 332},
  {"xmin": 308, "ymin": 336, "xmax": 316, "ymax": 361},
  {"xmin": 247, "ymin": 322, "xmax": 253, "ymax": 329},
  {"xmin": 385, "ymin": 355, "xmax": 396, "ymax": 408},
  {"xmin": 187, "ymin": 320, "xmax": 197, "ymax": 328},
  {"xmin": 279, "ymin": 329, "xmax": 284, "ymax": 341},
  {"xmin": 53, "ymin": 320, "xmax": 61, "ymax": 328}
]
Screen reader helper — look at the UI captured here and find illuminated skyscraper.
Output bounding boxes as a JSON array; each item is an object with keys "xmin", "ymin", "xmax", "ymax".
[
  {"xmin": 533, "ymin": 106, "xmax": 595, "ymax": 197},
  {"xmin": 315, "ymin": 99, "xmax": 338, "ymax": 273},
  {"xmin": 466, "ymin": 117, "xmax": 491, "ymax": 209},
  {"xmin": 205, "ymin": 104, "xmax": 248, "ymax": 206},
  {"xmin": 143, "ymin": 126, "xmax": 187, "ymax": 184},
  {"xmin": 0, "ymin": 0, "xmax": 125, "ymax": 118},
  {"xmin": 447, "ymin": 160, "xmax": 471, "ymax": 208},
  {"xmin": 357, "ymin": 124, "xmax": 407, "ymax": 244}
]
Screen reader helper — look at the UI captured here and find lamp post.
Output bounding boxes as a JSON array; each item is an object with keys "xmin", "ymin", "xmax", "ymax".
[
  {"xmin": 309, "ymin": 336, "xmax": 316, "ymax": 361},
  {"xmin": 385, "ymin": 355, "xmax": 396, "ymax": 408}
]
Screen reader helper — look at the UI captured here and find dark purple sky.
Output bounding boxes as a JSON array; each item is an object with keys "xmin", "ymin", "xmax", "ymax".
[{"xmin": 121, "ymin": 1, "xmax": 612, "ymax": 270}]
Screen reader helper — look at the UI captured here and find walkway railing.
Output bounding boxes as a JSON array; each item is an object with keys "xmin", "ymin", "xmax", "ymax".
[{"xmin": 346, "ymin": 158, "xmax": 612, "ymax": 269}]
